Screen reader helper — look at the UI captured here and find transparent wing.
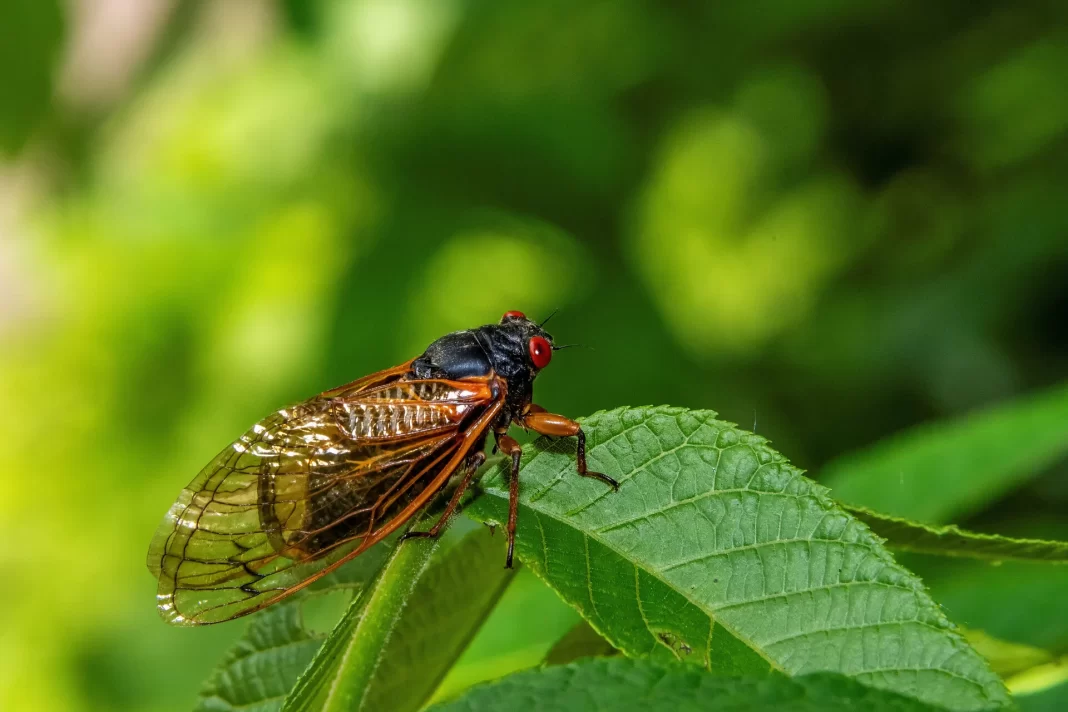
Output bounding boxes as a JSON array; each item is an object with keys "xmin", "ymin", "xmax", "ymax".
[{"xmin": 148, "ymin": 370, "xmax": 498, "ymax": 625}]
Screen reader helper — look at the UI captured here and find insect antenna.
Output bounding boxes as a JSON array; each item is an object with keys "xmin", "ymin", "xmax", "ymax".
[{"xmin": 539, "ymin": 309, "xmax": 559, "ymax": 327}]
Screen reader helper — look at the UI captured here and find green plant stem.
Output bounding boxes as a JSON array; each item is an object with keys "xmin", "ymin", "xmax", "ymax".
[
  {"xmin": 283, "ymin": 531, "xmax": 441, "ymax": 712},
  {"xmin": 328, "ymin": 537, "xmax": 439, "ymax": 712}
]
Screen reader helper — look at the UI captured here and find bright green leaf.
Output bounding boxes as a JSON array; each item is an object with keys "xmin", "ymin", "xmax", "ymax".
[
  {"xmin": 847, "ymin": 506, "xmax": 1068, "ymax": 563},
  {"xmin": 963, "ymin": 628, "xmax": 1058, "ymax": 679},
  {"xmin": 465, "ymin": 406, "xmax": 1010, "ymax": 710},
  {"xmin": 822, "ymin": 382, "xmax": 1068, "ymax": 523},
  {"xmin": 425, "ymin": 658, "xmax": 1003, "ymax": 712},
  {"xmin": 1005, "ymin": 657, "xmax": 1068, "ymax": 698}
]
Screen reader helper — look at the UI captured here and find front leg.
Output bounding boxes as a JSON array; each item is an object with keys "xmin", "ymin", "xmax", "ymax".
[{"xmin": 519, "ymin": 408, "xmax": 620, "ymax": 490}]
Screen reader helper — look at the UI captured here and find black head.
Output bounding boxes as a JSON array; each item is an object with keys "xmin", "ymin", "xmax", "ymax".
[{"xmin": 410, "ymin": 310, "xmax": 558, "ymax": 412}]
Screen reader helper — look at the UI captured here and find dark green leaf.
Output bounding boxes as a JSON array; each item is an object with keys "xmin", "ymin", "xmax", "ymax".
[
  {"xmin": 282, "ymin": 522, "xmax": 516, "ymax": 712},
  {"xmin": 426, "ymin": 658, "xmax": 1003, "ymax": 712},
  {"xmin": 465, "ymin": 406, "xmax": 1010, "ymax": 710},
  {"xmin": 963, "ymin": 628, "xmax": 1057, "ymax": 679},
  {"xmin": 920, "ymin": 559, "xmax": 1068, "ymax": 652},
  {"xmin": 282, "ymin": 526, "xmax": 441, "ymax": 712},
  {"xmin": 430, "ymin": 568, "xmax": 583, "ymax": 703},
  {"xmin": 822, "ymin": 382, "xmax": 1068, "ymax": 523},
  {"xmin": 543, "ymin": 621, "xmax": 619, "ymax": 666},
  {"xmin": 847, "ymin": 506, "xmax": 1068, "ymax": 563},
  {"xmin": 195, "ymin": 541, "xmax": 393, "ymax": 712},
  {"xmin": 1017, "ymin": 681, "xmax": 1068, "ymax": 712},
  {"xmin": 358, "ymin": 525, "xmax": 517, "ymax": 712}
]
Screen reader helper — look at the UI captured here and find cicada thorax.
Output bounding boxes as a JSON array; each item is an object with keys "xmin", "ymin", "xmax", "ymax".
[{"xmin": 335, "ymin": 379, "xmax": 492, "ymax": 440}]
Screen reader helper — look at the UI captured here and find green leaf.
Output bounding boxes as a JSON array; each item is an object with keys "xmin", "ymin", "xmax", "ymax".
[
  {"xmin": 425, "ymin": 658, "xmax": 1001, "ymax": 712},
  {"xmin": 919, "ymin": 559, "xmax": 1068, "ymax": 652},
  {"xmin": 1002, "ymin": 653, "xmax": 1068, "ymax": 699},
  {"xmin": 357, "ymin": 525, "xmax": 517, "ymax": 712},
  {"xmin": 195, "ymin": 541, "xmax": 394, "ymax": 712},
  {"xmin": 846, "ymin": 506, "xmax": 1068, "ymax": 563},
  {"xmin": 465, "ymin": 406, "xmax": 1010, "ymax": 711},
  {"xmin": 430, "ymin": 568, "xmax": 583, "ymax": 704},
  {"xmin": 281, "ymin": 526, "xmax": 441, "ymax": 712},
  {"xmin": 543, "ymin": 621, "xmax": 620, "ymax": 666},
  {"xmin": 1017, "ymin": 681, "xmax": 1068, "ymax": 712},
  {"xmin": 959, "ymin": 628, "xmax": 1068, "ymax": 705},
  {"xmin": 822, "ymin": 382, "xmax": 1068, "ymax": 523},
  {"xmin": 963, "ymin": 628, "xmax": 1056, "ymax": 679},
  {"xmin": 282, "ymin": 522, "xmax": 516, "ymax": 712}
]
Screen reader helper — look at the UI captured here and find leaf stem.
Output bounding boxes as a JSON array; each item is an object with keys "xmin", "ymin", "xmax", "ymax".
[{"xmin": 283, "ymin": 530, "xmax": 441, "ymax": 712}]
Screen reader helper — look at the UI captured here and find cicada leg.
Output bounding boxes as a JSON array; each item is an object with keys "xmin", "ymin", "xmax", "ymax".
[
  {"xmin": 401, "ymin": 450, "xmax": 486, "ymax": 541},
  {"xmin": 493, "ymin": 431, "xmax": 523, "ymax": 568},
  {"xmin": 519, "ymin": 408, "xmax": 620, "ymax": 491}
]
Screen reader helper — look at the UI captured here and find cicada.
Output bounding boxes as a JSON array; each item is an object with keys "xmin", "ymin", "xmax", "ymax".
[{"xmin": 147, "ymin": 311, "xmax": 617, "ymax": 625}]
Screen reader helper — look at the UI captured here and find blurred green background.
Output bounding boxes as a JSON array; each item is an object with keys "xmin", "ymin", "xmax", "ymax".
[{"xmin": 1, "ymin": 1, "xmax": 1066, "ymax": 710}]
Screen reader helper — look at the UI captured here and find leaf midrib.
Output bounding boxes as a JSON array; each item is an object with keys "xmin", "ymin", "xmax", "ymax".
[
  {"xmin": 321, "ymin": 554, "xmax": 425, "ymax": 712},
  {"xmin": 524, "ymin": 488, "xmax": 785, "ymax": 672}
]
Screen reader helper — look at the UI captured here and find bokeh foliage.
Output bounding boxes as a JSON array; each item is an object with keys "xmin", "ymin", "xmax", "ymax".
[{"xmin": 0, "ymin": 1, "xmax": 1065, "ymax": 711}]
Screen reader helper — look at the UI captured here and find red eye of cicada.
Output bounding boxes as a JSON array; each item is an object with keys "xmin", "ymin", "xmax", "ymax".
[
  {"xmin": 529, "ymin": 336, "xmax": 552, "ymax": 369},
  {"xmin": 502, "ymin": 310, "xmax": 526, "ymax": 320}
]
